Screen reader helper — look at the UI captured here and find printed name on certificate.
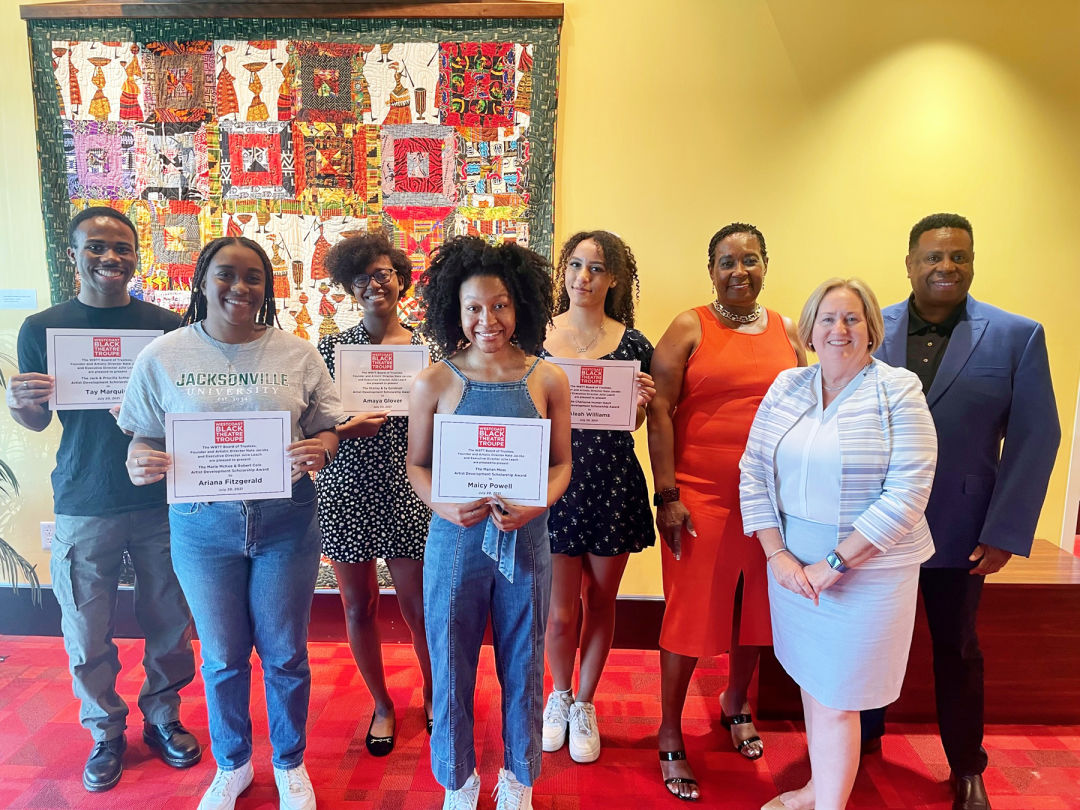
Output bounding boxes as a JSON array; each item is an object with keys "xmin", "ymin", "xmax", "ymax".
[
  {"xmin": 335, "ymin": 343, "xmax": 429, "ymax": 416},
  {"xmin": 46, "ymin": 328, "xmax": 162, "ymax": 410}
]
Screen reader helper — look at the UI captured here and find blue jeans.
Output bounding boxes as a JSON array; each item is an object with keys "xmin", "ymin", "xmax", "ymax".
[
  {"xmin": 169, "ymin": 476, "xmax": 321, "ymax": 770},
  {"xmin": 424, "ymin": 513, "xmax": 552, "ymax": 789}
]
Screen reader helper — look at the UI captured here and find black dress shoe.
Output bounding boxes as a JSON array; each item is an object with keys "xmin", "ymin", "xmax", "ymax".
[
  {"xmin": 951, "ymin": 772, "xmax": 991, "ymax": 810},
  {"xmin": 83, "ymin": 736, "xmax": 126, "ymax": 792},
  {"xmin": 365, "ymin": 712, "xmax": 395, "ymax": 757},
  {"xmin": 143, "ymin": 721, "xmax": 202, "ymax": 768}
]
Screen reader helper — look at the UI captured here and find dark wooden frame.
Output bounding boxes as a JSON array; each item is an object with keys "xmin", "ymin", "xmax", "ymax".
[{"xmin": 21, "ymin": 1, "xmax": 564, "ymax": 20}]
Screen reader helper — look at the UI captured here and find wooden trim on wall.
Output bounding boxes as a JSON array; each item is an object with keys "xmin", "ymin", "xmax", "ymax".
[{"xmin": 20, "ymin": 1, "xmax": 564, "ymax": 20}]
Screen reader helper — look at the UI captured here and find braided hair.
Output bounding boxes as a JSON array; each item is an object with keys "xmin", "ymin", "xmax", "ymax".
[
  {"xmin": 181, "ymin": 237, "xmax": 278, "ymax": 328},
  {"xmin": 553, "ymin": 230, "xmax": 641, "ymax": 328}
]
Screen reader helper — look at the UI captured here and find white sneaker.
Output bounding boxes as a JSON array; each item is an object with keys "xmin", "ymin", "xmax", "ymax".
[
  {"xmin": 568, "ymin": 701, "xmax": 601, "ymax": 763},
  {"xmin": 197, "ymin": 761, "xmax": 254, "ymax": 810},
  {"xmin": 493, "ymin": 768, "xmax": 533, "ymax": 810},
  {"xmin": 541, "ymin": 688, "xmax": 574, "ymax": 752},
  {"xmin": 442, "ymin": 769, "xmax": 481, "ymax": 810},
  {"xmin": 274, "ymin": 761, "xmax": 316, "ymax": 810}
]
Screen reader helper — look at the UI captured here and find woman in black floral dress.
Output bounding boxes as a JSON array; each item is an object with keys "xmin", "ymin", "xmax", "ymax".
[
  {"xmin": 315, "ymin": 233, "xmax": 432, "ymax": 756},
  {"xmin": 540, "ymin": 231, "xmax": 656, "ymax": 764}
]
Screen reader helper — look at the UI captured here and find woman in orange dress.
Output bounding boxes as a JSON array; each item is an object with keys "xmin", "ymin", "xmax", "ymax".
[{"xmin": 648, "ymin": 223, "xmax": 804, "ymax": 801}]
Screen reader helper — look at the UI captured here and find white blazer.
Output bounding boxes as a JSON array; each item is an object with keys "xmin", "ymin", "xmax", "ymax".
[{"xmin": 739, "ymin": 359, "xmax": 937, "ymax": 569}]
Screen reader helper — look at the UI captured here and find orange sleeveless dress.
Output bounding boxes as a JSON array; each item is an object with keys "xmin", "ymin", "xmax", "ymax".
[{"xmin": 659, "ymin": 306, "xmax": 798, "ymax": 657}]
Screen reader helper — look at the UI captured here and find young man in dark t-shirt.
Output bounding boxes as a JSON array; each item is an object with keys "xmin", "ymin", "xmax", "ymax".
[{"xmin": 7, "ymin": 208, "xmax": 201, "ymax": 792}]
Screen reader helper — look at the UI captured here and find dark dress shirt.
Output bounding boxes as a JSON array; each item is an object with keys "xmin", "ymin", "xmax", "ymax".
[{"xmin": 905, "ymin": 296, "xmax": 967, "ymax": 394}]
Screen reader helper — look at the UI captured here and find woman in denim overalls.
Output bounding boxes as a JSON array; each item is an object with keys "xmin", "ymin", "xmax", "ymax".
[{"xmin": 407, "ymin": 237, "xmax": 572, "ymax": 810}]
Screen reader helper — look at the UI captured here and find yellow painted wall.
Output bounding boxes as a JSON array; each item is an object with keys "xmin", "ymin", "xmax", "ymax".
[{"xmin": 2, "ymin": 0, "xmax": 1078, "ymax": 596}]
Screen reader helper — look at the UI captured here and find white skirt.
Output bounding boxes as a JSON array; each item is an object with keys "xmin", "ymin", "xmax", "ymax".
[{"xmin": 769, "ymin": 513, "xmax": 920, "ymax": 711}]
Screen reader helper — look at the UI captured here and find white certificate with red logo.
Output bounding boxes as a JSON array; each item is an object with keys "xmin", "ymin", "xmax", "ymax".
[
  {"xmin": 45, "ymin": 328, "xmax": 163, "ymax": 410},
  {"xmin": 545, "ymin": 357, "xmax": 640, "ymax": 430},
  {"xmin": 164, "ymin": 411, "xmax": 292, "ymax": 503},
  {"xmin": 335, "ymin": 344, "xmax": 430, "ymax": 416},
  {"xmin": 430, "ymin": 414, "xmax": 551, "ymax": 506}
]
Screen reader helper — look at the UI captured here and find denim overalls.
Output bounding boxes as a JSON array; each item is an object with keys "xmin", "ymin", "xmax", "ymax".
[{"xmin": 424, "ymin": 358, "xmax": 552, "ymax": 790}]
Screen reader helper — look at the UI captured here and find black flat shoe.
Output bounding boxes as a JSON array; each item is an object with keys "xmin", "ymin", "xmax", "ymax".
[
  {"xmin": 143, "ymin": 721, "xmax": 202, "ymax": 768},
  {"xmin": 83, "ymin": 736, "xmax": 126, "ymax": 792},
  {"xmin": 425, "ymin": 708, "xmax": 433, "ymax": 736},
  {"xmin": 659, "ymin": 750, "xmax": 700, "ymax": 802},
  {"xmin": 720, "ymin": 711, "xmax": 764, "ymax": 760},
  {"xmin": 365, "ymin": 712, "xmax": 395, "ymax": 757},
  {"xmin": 951, "ymin": 772, "xmax": 990, "ymax": 810}
]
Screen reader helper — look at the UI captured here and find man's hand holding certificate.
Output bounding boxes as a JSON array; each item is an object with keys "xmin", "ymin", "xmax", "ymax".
[
  {"xmin": 165, "ymin": 411, "xmax": 292, "ymax": 503},
  {"xmin": 431, "ymin": 414, "xmax": 551, "ymax": 507},
  {"xmin": 545, "ymin": 357, "xmax": 640, "ymax": 430},
  {"xmin": 335, "ymin": 344, "xmax": 429, "ymax": 415},
  {"xmin": 46, "ymin": 327, "xmax": 162, "ymax": 410}
]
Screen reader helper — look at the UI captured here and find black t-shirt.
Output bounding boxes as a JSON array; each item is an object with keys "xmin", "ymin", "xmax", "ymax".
[{"xmin": 17, "ymin": 297, "xmax": 182, "ymax": 516}]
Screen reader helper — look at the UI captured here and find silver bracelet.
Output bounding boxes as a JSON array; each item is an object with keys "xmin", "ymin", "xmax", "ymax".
[{"xmin": 765, "ymin": 547, "xmax": 790, "ymax": 562}]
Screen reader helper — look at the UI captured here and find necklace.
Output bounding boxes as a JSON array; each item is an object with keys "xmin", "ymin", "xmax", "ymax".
[
  {"xmin": 822, "ymin": 361, "xmax": 873, "ymax": 391},
  {"xmin": 196, "ymin": 322, "xmax": 265, "ymax": 372},
  {"xmin": 572, "ymin": 322, "xmax": 605, "ymax": 354},
  {"xmin": 712, "ymin": 300, "xmax": 762, "ymax": 324}
]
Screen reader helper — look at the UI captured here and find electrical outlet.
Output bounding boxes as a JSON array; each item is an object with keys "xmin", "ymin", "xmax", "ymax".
[{"xmin": 40, "ymin": 521, "xmax": 55, "ymax": 551}]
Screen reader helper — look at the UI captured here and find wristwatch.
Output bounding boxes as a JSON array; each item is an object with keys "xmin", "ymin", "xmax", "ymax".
[
  {"xmin": 653, "ymin": 486, "xmax": 680, "ymax": 507},
  {"xmin": 825, "ymin": 549, "xmax": 850, "ymax": 574}
]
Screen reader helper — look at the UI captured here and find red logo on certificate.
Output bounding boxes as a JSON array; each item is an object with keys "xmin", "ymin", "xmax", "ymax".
[
  {"xmin": 92, "ymin": 337, "xmax": 122, "ymax": 358},
  {"xmin": 478, "ymin": 425, "xmax": 507, "ymax": 448},
  {"xmin": 579, "ymin": 366, "xmax": 604, "ymax": 385},
  {"xmin": 214, "ymin": 421, "xmax": 245, "ymax": 444},
  {"xmin": 370, "ymin": 351, "xmax": 394, "ymax": 370}
]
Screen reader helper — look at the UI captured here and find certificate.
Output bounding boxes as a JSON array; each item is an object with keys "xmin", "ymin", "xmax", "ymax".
[
  {"xmin": 335, "ymin": 343, "xmax": 429, "ymax": 416},
  {"xmin": 46, "ymin": 328, "xmax": 162, "ymax": 410},
  {"xmin": 546, "ymin": 357, "xmax": 640, "ymax": 430},
  {"xmin": 165, "ymin": 411, "xmax": 292, "ymax": 504},
  {"xmin": 431, "ymin": 414, "xmax": 550, "ymax": 506}
]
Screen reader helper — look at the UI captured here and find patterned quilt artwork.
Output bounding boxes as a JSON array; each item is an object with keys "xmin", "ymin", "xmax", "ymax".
[{"xmin": 47, "ymin": 33, "xmax": 549, "ymax": 339}]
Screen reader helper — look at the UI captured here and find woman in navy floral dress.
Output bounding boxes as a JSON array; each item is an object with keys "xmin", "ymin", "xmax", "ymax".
[{"xmin": 540, "ymin": 231, "xmax": 656, "ymax": 764}]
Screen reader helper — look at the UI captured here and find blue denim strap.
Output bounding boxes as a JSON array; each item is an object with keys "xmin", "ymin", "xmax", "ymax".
[{"xmin": 481, "ymin": 516, "xmax": 517, "ymax": 583}]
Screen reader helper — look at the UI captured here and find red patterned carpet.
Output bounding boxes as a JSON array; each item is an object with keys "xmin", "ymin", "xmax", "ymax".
[{"xmin": 2, "ymin": 636, "xmax": 1079, "ymax": 809}]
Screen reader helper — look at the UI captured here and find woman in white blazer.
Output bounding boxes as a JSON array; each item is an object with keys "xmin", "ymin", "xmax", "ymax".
[{"xmin": 739, "ymin": 278, "xmax": 937, "ymax": 810}]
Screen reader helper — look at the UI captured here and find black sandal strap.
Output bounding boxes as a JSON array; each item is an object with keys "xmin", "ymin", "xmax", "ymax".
[
  {"xmin": 664, "ymin": 777, "xmax": 699, "ymax": 787},
  {"xmin": 736, "ymin": 735, "xmax": 763, "ymax": 752},
  {"xmin": 659, "ymin": 749, "xmax": 687, "ymax": 762},
  {"xmin": 726, "ymin": 713, "xmax": 753, "ymax": 726}
]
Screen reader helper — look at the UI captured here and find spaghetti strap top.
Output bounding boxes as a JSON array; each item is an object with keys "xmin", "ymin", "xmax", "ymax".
[{"xmin": 443, "ymin": 357, "xmax": 543, "ymax": 419}]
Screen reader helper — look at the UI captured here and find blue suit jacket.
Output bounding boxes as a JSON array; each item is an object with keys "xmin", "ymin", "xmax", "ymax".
[{"xmin": 877, "ymin": 296, "xmax": 1060, "ymax": 567}]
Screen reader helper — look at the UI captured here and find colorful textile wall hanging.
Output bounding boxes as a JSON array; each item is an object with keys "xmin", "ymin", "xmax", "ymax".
[{"xmin": 27, "ymin": 15, "xmax": 560, "ymax": 340}]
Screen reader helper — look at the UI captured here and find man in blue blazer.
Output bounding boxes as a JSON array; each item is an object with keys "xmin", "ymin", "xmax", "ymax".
[{"xmin": 862, "ymin": 213, "xmax": 1060, "ymax": 810}]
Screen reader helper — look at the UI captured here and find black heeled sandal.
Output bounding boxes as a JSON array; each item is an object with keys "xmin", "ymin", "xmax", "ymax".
[
  {"xmin": 720, "ymin": 711, "xmax": 764, "ymax": 760},
  {"xmin": 659, "ymin": 750, "xmax": 700, "ymax": 802}
]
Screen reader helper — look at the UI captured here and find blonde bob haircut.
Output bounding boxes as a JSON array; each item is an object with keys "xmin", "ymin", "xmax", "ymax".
[{"xmin": 797, "ymin": 277, "xmax": 885, "ymax": 353}]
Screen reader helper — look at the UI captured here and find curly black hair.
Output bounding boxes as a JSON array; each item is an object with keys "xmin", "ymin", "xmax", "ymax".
[
  {"xmin": 417, "ymin": 236, "xmax": 554, "ymax": 356},
  {"xmin": 325, "ymin": 232, "xmax": 413, "ymax": 302},
  {"xmin": 181, "ymin": 237, "xmax": 277, "ymax": 328},
  {"xmin": 707, "ymin": 222, "xmax": 768, "ymax": 267},
  {"xmin": 908, "ymin": 212, "xmax": 973, "ymax": 251},
  {"xmin": 553, "ymin": 230, "xmax": 641, "ymax": 328}
]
